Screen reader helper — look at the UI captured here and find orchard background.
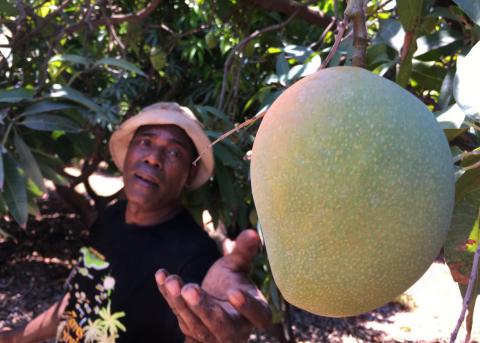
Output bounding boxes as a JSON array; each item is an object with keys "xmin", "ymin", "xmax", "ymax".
[{"xmin": 0, "ymin": 0, "xmax": 480, "ymax": 342}]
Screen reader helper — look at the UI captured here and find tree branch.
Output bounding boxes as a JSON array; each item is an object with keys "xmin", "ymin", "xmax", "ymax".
[
  {"xmin": 244, "ymin": 0, "xmax": 330, "ymax": 28},
  {"xmin": 218, "ymin": 10, "xmax": 299, "ymax": 110},
  {"xmin": 450, "ymin": 237, "xmax": 480, "ymax": 343},
  {"xmin": 344, "ymin": 0, "xmax": 367, "ymax": 68},
  {"xmin": 319, "ymin": 18, "xmax": 348, "ymax": 69},
  {"xmin": 64, "ymin": 0, "xmax": 163, "ymax": 35}
]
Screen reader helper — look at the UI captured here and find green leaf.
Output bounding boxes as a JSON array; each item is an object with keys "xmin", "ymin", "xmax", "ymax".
[
  {"xmin": 453, "ymin": 0, "xmax": 480, "ymax": 26},
  {"xmin": 437, "ymin": 103, "xmax": 466, "ymax": 129},
  {"xmin": 456, "ymin": 168, "xmax": 480, "ymax": 202},
  {"xmin": 49, "ymin": 54, "xmax": 90, "ymax": 66},
  {"xmin": 445, "ymin": 190, "xmax": 480, "ymax": 288},
  {"xmin": 366, "ymin": 44, "xmax": 393, "ymax": 68},
  {"xmin": 13, "ymin": 131, "xmax": 46, "ymax": 193},
  {"xmin": 397, "ymin": 0, "xmax": 424, "ymax": 31},
  {"xmin": 282, "ymin": 45, "xmax": 313, "ymax": 63},
  {"xmin": 0, "ymin": 0, "xmax": 17, "ymax": 16},
  {"xmin": 438, "ymin": 69, "xmax": 455, "ymax": 110},
  {"xmin": 287, "ymin": 54, "xmax": 321, "ymax": 82},
  {"xmin": 214, "ymin": 160, "xmax": 238, "ymax": 211},
  {"xmin": 21, "ymin": 101, "xmax": 76, "ymax": 116},
  {"xmin": 0, "ymin": 150, "xmax": 3, "ymax": 191},
  {"xmin": 194, "ymin": 106, "xmax": 234, "ymax": 129},
  {"xmin": 377, "ymin": 19, "xmax": 405, "ymax": 53},
  {"xmin": 411, "ymin": 60, "xmax": 446, "ymax": 90},
  {"xmin": 21, "ymin": 114, "xmax": 82, "ymax": 132},
  {"xmin": 454, "ymin": 41, "xmax": 480, "ymax": 116},
  {"xmin": 213, "ymin": 143, "xmax": 239, "ymax": 168},
  {"xmin": 39, "ymin": 164, "xmax": 69, "ymax": 186},
  {"xmin": 275, "ymin": 53, "xmax": 289, "ymax": 86},
  {"xmin": 415, "ymin": 30, "xmax": 463, "ymax": 61},
  {"xmin": 94, "ymin": 57, "xmax": 147, "ymax": 77},
  {"xmin": 2, "ymin": 154, "xmax": 28, "ymax": 228},
  {"xmin": 0, "ymin": 88, "xmax": 33, "ymax": 103},
  {"xmin": 49, "ymin": 84, "xmax": 102, "ymax": 113}
]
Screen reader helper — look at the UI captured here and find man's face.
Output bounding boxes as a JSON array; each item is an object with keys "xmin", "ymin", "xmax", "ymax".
[{"xmin": 122, "ymin": 125, "xmax": 197, "ymax": 210}]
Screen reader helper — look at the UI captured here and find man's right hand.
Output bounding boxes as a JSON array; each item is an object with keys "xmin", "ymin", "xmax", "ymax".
[{"xmin": 156, "ymin": 229, "xmax": 272, "ymax": 343}]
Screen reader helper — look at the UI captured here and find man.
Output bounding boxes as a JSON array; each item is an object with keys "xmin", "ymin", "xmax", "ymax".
[{"xmin": 0, "ymin": 102, "xmax": 271, "ymax": 342}]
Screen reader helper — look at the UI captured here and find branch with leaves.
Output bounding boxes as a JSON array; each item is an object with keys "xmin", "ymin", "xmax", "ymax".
[{"xmin": 218, "ymin": 10, "xmax": 299, "ymax": 111}]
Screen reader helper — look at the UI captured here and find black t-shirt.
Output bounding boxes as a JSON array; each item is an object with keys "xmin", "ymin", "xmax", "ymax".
[{"xmin": 57, "ymin": 200, "xmax": 221, "ymax": 343}]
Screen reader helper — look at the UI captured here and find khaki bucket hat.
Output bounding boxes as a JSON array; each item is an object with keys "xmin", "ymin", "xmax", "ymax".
[{"xmin": 109, "ymin": 102, "xmax": 214, "ymax": 190}]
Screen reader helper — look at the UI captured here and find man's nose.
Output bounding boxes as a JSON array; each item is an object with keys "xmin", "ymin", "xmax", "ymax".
[{"xmin": 143, "ymin": 150, "xmax": 164, "ymax": 168}]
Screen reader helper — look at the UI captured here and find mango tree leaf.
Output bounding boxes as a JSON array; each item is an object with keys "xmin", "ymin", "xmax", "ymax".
[
  {"xmin": 437, "ymin": 104, "xmax": 467, "ymax": 141},
  {"xmin": 276, "ymin": 53, "xmax": 289, "ymax": 86},
  {"xmin": 453, "ymin": 0, "xmax": 480, "ymax": 26},
  {"xmin": 20, "ymin": 101, "xmax": 76, "ymax": 116},
  {"xmin": 194, "ymin": 105, "xmax": 234, "ymax": 129},
  {"xmin": 21, "ymin": 114, "xmax": 82, "ymax": 132},
  {"xmin": 438, "ymin": 69, "xmax": 456, "ymax": 110},
  {"xmin": 49, "ymin": 54, "xmax": 90, "ymax": 66},
  {"xmin": 411, "ymin": 60, "xmax": 446, "ymax": 90},
  {"xmin": 214, "ymin": 160, "xmax": 238, "ymax": 212},
  {"xmin": 456, "ymin": 168, "xmax": 480, "ymax": 203},
  {"xmin": 282, "ymin": 45, "xmax": 313, "ymax": 63},
  {"xmin": 49, "ymin": 84, "xmax": 102, "ymax": 113},
  {"xmin": 2, "ymin": 154, "xmax": 28, "ymax": 228},
  {"xmin": 437, "ymin": 103, "xmax": 466, "ymax": 129},
  {"xmin": 0, "ymin": 149, "xmax": 3, "ymax": 191},
  {"xmin": 0, "ymin": 88, "xmax": 33, "ymax": 103},
  {"xmin": 213, "ymin": 143, "xmax": 240, "ymax": 168},
  {"xmin": 328, "ymin": 35, "xmax": 354, "ymax": 67},
  {"xmin": 13, "ymin": 131, "xmax": 46, "ymax": 193},
  {"xmin": 397, "ymin": 0, "xmax": 423, "ymax": 31},
  {"xmin": 454, "ymin": 41, "xmax": 480, "ymax": 116},
  {"xmin": 287, "ymin": 54, "xmax": 322, "ymax": 82},
  {"xmin": 0, "ymin": 0, "xmax": 17, "ymax": 16},
  {"xmin": 94, "ymin": 57, "xmax": 147, "ymax": 77},
  {"xmin": 377, "ymin": 19, "xmax": 405, "ymax": 53},
  {"xmin": 366, "ymin": 44, "xmax": 393, "ymax": 68},
  {"xmin": 415, "ymin": 29, "xmax": 463, "ymax": 61},
  {"xmin": 39, "ymin": 164, "xmax": 69, "ymax": 186},
  {"xmin": 445, "ymin": 189, "xmax": 480, "ymax": 289}
]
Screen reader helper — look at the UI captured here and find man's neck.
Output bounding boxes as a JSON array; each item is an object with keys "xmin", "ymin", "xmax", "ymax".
[{"xmin": 125, "ymin": 201, "xmax": 183, "ymax": 227}]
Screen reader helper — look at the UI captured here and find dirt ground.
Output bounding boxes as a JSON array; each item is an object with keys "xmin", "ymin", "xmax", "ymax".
[{"xmin": 1, "ymin": 194, "xmax": 479, "ymax": 343}]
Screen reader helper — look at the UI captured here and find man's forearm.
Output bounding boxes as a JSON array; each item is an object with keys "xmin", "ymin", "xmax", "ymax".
[{"xmin": 0, "ymin": 294, "xmax": 69, "ymax": 343}]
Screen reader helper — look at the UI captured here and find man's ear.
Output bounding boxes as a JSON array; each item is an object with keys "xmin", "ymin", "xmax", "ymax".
[{"xmin": 184, "ymin": 163, "xmax": 198, "ymax": 189}]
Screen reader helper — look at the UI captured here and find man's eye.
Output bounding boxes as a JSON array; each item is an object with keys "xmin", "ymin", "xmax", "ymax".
[
  {"xmin": 167, "ymin": 149, "xmax": 180, "ymax": 157},
  {"xmin": 139, "ymin": 138, "xmax": 150, "ymax": 146}
]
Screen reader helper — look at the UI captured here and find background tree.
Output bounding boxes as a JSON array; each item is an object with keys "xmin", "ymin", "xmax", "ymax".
[{"xmin": 1, "ymin": 0, "xmax": 480, "ymax": 341}]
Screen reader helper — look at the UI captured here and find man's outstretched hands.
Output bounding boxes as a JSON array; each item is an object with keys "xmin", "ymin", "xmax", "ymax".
[{"xmin": 155, "ymin": 229, "xmax": 272, "ymax": 343}]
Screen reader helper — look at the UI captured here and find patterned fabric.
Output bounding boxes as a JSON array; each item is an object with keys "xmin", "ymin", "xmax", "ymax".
[{"xmin": 57, "ymin": 247, "xmax": 126, "ymax": 343}]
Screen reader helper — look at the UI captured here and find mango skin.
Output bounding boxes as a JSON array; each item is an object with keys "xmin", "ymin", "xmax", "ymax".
[{"xmin": 250, "ymin": 67, "xmax": 455, "ymax": 317}]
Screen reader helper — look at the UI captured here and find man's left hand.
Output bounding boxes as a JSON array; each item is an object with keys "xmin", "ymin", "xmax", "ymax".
[{"xmin": 155, "ymin": 229, "xmax": 272, "ymax": 343}]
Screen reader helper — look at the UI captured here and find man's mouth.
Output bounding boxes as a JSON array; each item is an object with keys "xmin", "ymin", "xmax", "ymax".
[{"xmin": 134, "ymin": 173, "xmax": 159, "ymax": 187}]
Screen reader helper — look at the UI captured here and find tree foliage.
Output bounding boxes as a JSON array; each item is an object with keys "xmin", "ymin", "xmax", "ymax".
[{"xmin": 1, "ymin": 0, "xmax": 480, "ymax": 339}]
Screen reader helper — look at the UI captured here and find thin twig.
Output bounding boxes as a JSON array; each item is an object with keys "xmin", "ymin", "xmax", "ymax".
[
  {"xmin": 217, "ymin": 10, "xmax": 299, "ymax": 111},
  {"xmin": 319, "ymin": 18, "xmax": 348, "ymax": 69},
  {"xmin": 452, "ymin": 150, "xmax": 480, "ymax": 164},
  {"xmin": 309, "ymin": 17, "xmax": 337, "ymax": 49},
  {"xmin": 463, "ymin": 160, "xmax": 480, "ymax": 172},
  {"xmin": 64, "ymin": 0, "xmax": 163, "ymax": 35},
  {"xmin": 193, "ymin": 111, "xmax": 267, "ymax": 166},
  {"xmin": 450, "ymin": 241, "xmax": 480, "ymax": 343}
]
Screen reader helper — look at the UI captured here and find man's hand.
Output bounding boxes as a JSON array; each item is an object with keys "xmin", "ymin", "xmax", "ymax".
[{"xmin": 155, "ymin": 229, "xmax": 272, "ymax": 343}]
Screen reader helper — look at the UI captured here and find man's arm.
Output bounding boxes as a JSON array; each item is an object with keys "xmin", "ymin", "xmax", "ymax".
[
  {"xmin": 156, "ymin": 229, "xmax": 272, "ymax": 343},
  {"xmin": 0, "ymin": 293, "xmax": 69, "ymax": 343}
]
